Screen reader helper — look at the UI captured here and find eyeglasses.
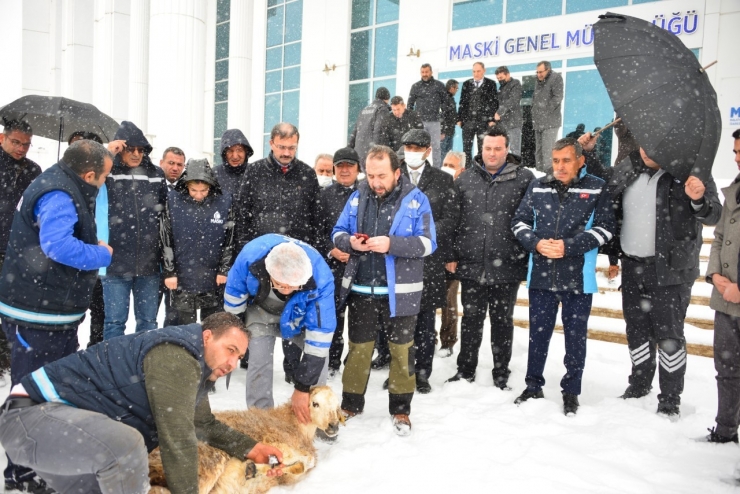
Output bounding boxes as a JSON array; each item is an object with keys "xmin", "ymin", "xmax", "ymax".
[
  {"xmin": 124, "ymin": 146, "xmax": 145, "ymax": 155},
  {"xmin": 7, "ymin": 138, "xmax": 32, "ymax": 150},
  {"xmin": 274, "ymin": 144, "xmax": 298, "ymax": 152},
  {"xmin": 270, "ymin": 278, "xmax": 302, "ymax": 292}
]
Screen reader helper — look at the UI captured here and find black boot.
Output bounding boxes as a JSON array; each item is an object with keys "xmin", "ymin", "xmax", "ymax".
[
  {"xmin": 371, "ymin": 354, "xmax": 391, "ymax": 370},
  {"xmin": 416, "ymin": 375, "xmax": 432, "ymax": 394},
  {"xmin": 705, "ymin": 427, "xmax": 738, "ymax": 444},
  {"xmin": 446, "ymin": 371, "xmax": 475, "ymax": 383},
  {"xmin": 563, "ymin": 393, "xmax": 579, "ymax": 416},
  {"xmin": 620, "ymin": 384, "xmax": 651, "ymax": 399},
  {"xmin": 514, "ymin": 388, "xmax": 544, "ymax": 405}
]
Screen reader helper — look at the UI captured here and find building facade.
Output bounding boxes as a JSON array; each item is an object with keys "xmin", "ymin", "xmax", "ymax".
[{"xmin": 1, "ymin": 0, "xmax": 738, "ymax": 178}]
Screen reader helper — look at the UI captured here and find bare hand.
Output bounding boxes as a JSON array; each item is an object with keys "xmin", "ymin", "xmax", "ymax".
[
  {"xmin": 216, "ymin": 274, "xmax": 227, "ymax": 285},
  {"xmin": 291, "ymin": 389, "xmax": 311, "ymax": 425},
  {"xmin": 494, "ymin": 112, "xmax": 501, "ymax": 122},
  {"xmin": 713, "ymin": 273, "xmax": 731, "ymax": 295},
  {"xmin": 98, "ymin": 240, "xmax": 113, "ymax": 256},
  {"xmin": 685, "ymin": 176, "xmax": 706, "ymax": 201},
  {"xmin": 349, "ymin": 235, "xmax": 371, "ymax": 252},
  {"xmin": 330, "ymin": 247, "xmax": 350, "ymax": 263},
  {"xmin": 365, "ymin": 236, "xmax": 391, "ymax": 254},
  {"xmin": 107, "ymin": 139, "xmax": 126, "ymax": 155},
  {"xmin": 446, "ymin": 261, "xmax": 457, "ymax": 273},
  {"xmin": 246, "ymin": 443, "xmax": 284, "ymax": 477},
  {"xmin": 536, "ymin": 239, "xmax": 565, "ymax": 259},
  {"xmin": 164, "ymin": 277, "xmax": 178, "ymax": 290},
  {"xmin": 578, "ymin": 132, "xmax": 598, "ymax": 152},
  {"xmin": 724, "ymin": 283, "xmax": 740, "ymax": 304},
  {"xmin": 607, "ymin": 265, "xmax": 619, "ymax": 280}
]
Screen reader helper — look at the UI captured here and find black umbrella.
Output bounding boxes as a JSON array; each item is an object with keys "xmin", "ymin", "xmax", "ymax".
[
  {"xmin": 593, "ymin": 12, "xmax": 721, "ymax": 182},
  {"xmin": 0, "ymin": 95, "xmax": 120, "ymax": 158}
]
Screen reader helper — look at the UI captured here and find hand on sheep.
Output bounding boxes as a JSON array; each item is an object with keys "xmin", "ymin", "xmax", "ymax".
[
  {"xmin": 246, "ymin": 443, "xmax": 285, "ymax": 477},
  {"xmin": 292, "ymin": 389, "xmax": 311, "ymax": 424}
]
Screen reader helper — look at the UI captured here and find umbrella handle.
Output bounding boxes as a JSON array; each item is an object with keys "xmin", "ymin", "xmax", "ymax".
[
  {"xmin": 57, "ymin": 116, "xmax": 64, "ymax": 161},
  {"xmin": 700, "ymin": 61, "xmax": 717, "ymax": 72},
  {"xmin": 593, "ymin": 117, "xmax": 621, "ymax": 138}
]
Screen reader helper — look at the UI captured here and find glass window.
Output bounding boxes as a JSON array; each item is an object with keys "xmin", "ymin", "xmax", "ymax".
[
  {"xmin": 214, "ymin": 139, "xmax": 221, "ymax": 159},
  {"xmin": 283, "ymin": 67, "xmax": 301, "ymax": 91},
  {"xmin": 563, "ymin": 69, "xmax": 614, "ymax": 146},
  {"xmin": 350, "ymin": 30, "xmax": 372, "ymax": 81},
  {"xmin": 285, "ymin": 0, "xmax": 303, "ymax": 44},
  {"xmin": 265, "ymin": 71, "xmax": 282, "ymax": 94},
  {"xmin": 348, "ymin": 82, "xmax": 371, "ymax": 137},
  {"xmin": 215, "ymin": 81, "xmax": 229, "ymax": 102},
  {"xmin": 376, "ymin": 0, "xmax": 399, "ymax": 24},
  {"xmin": 267, "ymin": 0, "xmax": 283, "ymax": 6},
  {"xmin": 266, "ymin": 47, "xmax": 282, "ymax": 71},
  {"xmin": 216, "ymin": 0, "xmax": 230, "ymax": 23},
  {"xmin": 266, "ymin": 6, "xmax": 284, "ymax": 48},
  {"xmin": 631, "ymin": 0, "xmax": 657, "ymax": 3},
  {"xmin": 373, "ymin": 24, "xmax": 398, "ymax": 78},
  {"xmin": 452, "ymin": 0, "xmax": 502, "ymax": 31},
  {"xmin": 216, "ymin": 23, "xmax": 230, "ymax": 60},
  {"xmin": 352, "ymin": 0, "xmax": 373, "ymax": 29},
  {"xmin": 215, "ymin": 60, "xmax": 229, "ymax": 81},
  {"xmin": 284, "ymin": 42, "xmax": 301, "ymax": 67},
  {"xmin": 264, "ymin": 94, "xmax": 282, "ymax": 133},
  {"xmin": 506, "ymin": 0, "xmax": 560, "ymax": 23},
  {"xmin": 373, "ymin": 78, "xmax": 395, "ymax": 100},
  {"xmin": 282, "ymin": 91, "xmax": 300, "ymax": 126},
  {"xmin": 566, "ymin": 0, "xmax": 626, "ymax": 14},
  {"xmin": 214, "ymin": 102, "xmax": 228, "ymax": 138}
]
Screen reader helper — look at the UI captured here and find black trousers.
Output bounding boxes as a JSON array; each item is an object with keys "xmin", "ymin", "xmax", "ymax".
[
  {"xmin": 456, "ymin": 281, "xmax": 519, "ymax": 384},
  {"xmin": 714, "ymin": 310, "xmax": 740, "ymax": 437},
  {"xmin": 88, "ymin": 278, "xmax": 105, "ymax": 346},
  {"xmin": 328, "ymin": 306, "xmax": 347, "ymax": 371},
  {"xmin": 462, "ymin": 121, "xmax": 488, "ymax": 168},
  {"xmin": 621, "ymin": 257, "xmax": 691, "ymax": 405}
]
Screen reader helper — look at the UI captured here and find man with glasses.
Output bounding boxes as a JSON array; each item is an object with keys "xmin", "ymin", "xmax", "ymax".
[
  {"xmin": 532, "ymin": 60, "xmax": 564, "ymax": 173},
  {"xmin": 224, "ymin": 234, "xmax": 335, "ymax": 420},
  {"xmin": 98, "ymin": 121, "xmax": 167, "ymax": 340}
]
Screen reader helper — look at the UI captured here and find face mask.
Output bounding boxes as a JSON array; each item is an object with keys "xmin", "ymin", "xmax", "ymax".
[
  {"xmin": 405, "ymin": 151, "xmax": 426, "ymax": 169},
  {"xmin": 441, "ymin": 166, "xmax": 457, "ymax": 178},
  {"xmin": 317, "ymin": 175, "xmax": 333, "ymax": 188}
]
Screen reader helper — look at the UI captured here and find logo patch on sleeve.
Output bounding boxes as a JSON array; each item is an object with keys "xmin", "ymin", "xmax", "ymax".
[{"xmin": 579, "ymin": 193, "xmax": 589, "ymax": 199}]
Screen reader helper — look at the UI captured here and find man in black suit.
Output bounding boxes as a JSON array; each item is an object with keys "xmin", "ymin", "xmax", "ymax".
[
  {"xmin": 375, "ymin": 129, "xmax": 459, "ymax": 393},
  {"xmin": 456, "ymin": 62, "xmax": 499, "ymax": 167}
]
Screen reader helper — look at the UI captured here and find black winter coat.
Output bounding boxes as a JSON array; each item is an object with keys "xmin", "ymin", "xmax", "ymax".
[
  {"xmin": 349, "ymin": 99, "xmax": 390, "ymax": 168},
  {"xmin": 374, "ymin": 109, "xmax": 425, "ymax": 152},
  {"xmin": 215, "ymin": 129, "xmax": 254, "ymax": 197},
  {"xmin": 234, "ymin": 154, "xmax": 322, "ymax": 252},
  {"xmin": 317, "ymin": 181, "xmax": 357, "ymax": 287},
  {"xmin": 453, "ymin": 156, "xmax": 534, "ymax": 284},
  {"xmin": 401, "ymin": 162, "xmax": 458, "ymax": 309},
  {"xmin": 457, "ymin": 77, "xmax": 498, "ymax": 125},
  {"xmin": 441, "ymin": 92, "xmax": 458, "ymax": 136},
  {"xmin": 408, "ymin": 77, "xmax": 447, "ymax": 122},
  {"xmin": 0, "ymin": 147, "xmax": 41, "ymax": 253}
]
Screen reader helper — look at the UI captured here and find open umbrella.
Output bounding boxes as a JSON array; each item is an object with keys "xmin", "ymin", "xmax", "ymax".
[
  {"xmin": 0, "ymin": 95, "xmax": 120, "ymax": 158},
  {"xmin": 593, "ymin": 12, "xmax": 721, "ymax": 182}
]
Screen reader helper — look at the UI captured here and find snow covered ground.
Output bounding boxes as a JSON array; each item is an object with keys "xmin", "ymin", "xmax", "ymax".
[{"xmin": 2, "ymin": 310, "xmax": 737, "ymax": 494}]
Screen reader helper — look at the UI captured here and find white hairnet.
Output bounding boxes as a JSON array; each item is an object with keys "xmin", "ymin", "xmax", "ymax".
[{"xmin": 265, "ymin": 242, "xmax": 313, "ymax": 286}]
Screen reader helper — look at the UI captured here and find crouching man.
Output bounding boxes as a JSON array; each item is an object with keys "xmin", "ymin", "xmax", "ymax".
[
  {"xmin": 0, "ymin": 312, "xmax": 283, "ymax": 494},
  {"xmin": 224, "ymin": 234, "xmax": 336, "ymax": 422}
]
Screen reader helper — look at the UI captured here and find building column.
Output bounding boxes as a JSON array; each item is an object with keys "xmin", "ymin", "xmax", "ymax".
[
  {"xmin": 227, "ymin": 0, "xmax": 255, "ymax": 135},
  {"xmin": 61, "ymin": 0, "xmax": 95, "ymax": 103},
  {"xmin": 93, "ymin": 0, "xmax": 131, "ymax": 123},
  {"xmin": 202, "ymin": 0, "xmax": 217, "ymax": 160},
  {"xmin": 147, "ymin": 0, "xmax": 207, "ymax": 160},
  {"xmin": 128, "ymin": 0, "xmax": 150, "ymax": 132}
]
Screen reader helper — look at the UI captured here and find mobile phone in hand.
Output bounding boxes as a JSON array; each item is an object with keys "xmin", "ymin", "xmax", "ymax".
[{"xmin": 354, "ymin": 233, "xmax": 369, "ymax": 244}]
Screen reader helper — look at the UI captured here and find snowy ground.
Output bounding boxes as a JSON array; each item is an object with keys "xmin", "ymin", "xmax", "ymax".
[{"xmin": 2, "ymin": 308, "xmax": 737, "ymax": 494}]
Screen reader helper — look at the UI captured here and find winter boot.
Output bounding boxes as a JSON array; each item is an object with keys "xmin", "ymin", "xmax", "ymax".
[
  {"xmin": 563, "ymin": 393, "xmax": 580, "ymax": 416},
  {"xmin": 515, "ymin": 388, "xmax": 544, "ymax": 405},
  {"xmin": 657, "ymin": 401, "xmax": 680, "ymax": 418},
  {"xmin": 620, "ymin": 384, "xmax": 651, "ymax": 399},
  {"xmin": 392, "ymin": 414, "xmax": 412, "ymax": 436},
  {"xmin": 706, "ymin": 427, "xmax": 739, "ymax": 444},
  {"xmin": 416, "ymin": 375, "xmax": 432, "ymax": 394},
  {"xmin": 445, "ymin": 371, "xmax": 475, "ymax": 383},
  {"xmin": 371, "ymin": 354, "xmax": 391, "ymax": 370}
]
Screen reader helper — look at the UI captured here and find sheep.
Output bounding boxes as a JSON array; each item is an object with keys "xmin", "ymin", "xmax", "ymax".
[{"xmin": 149, "ymin": 385, "xmax": 343, "ymax": 494}]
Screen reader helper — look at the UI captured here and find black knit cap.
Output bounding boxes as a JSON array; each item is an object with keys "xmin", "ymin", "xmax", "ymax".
[
  {"xmin": 333, "ymin": 146, "xmax": 360, "ymax": 166},
  {"xmin": 401, "ymin": 129, "xmax": 431, "ymax": 148}
]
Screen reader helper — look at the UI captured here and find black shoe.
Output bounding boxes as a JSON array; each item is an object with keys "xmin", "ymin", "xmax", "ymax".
[
  {"xmin": 416, "ymin": 376, "xmax": 432, "ymax": 394},
  {"xmin": 446, "ymin": 372, "xmax": 475, "ymax": 383},
  {"xmin": 706, "ymin": 427, "xmax": 739, "ymax": 444},
  {"xmin": 620, "ymin": 384, "xmax": 651, "ymax": 399},
  {"xmin": 493, "ymin": 376, "xmax": 511, "ymax": 391},
  {"xmin": 285, "ymin": 373, "xmax": 294, "ymax": 385},
  {"xmin": 563, "ymin": 393, "xmax": 579, "ymax": 416},
  {"xmin": 515, "ymin": 388, "xmax": 544, "ymax": 405},
  {"xmin": 657, "ymin": 401, "xmax": 680, "ymax": 418},
  {"xmin": 371, "ymin": 354, "xmax": 390, "ymax": 370},
  {"xmin": 382, "ymin": 378, "xmax": 389, "ymax": 390},
  {"xmin": 328, "ymin": 367, "xmax": 339, "ymax": 379},
  {"xmin": 5, "ymin": 477, "xmax": 56, "ymax": 494}
]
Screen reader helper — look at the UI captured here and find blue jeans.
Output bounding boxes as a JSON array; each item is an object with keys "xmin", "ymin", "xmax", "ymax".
[{"xmin": 102, "ymin": 275, "xmax": 160, "ymax": 339}]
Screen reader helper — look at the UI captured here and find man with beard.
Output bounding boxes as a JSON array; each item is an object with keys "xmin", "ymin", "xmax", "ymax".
[{"xmin": 332, "ymin": 145, "xmax": 436, "ymax": 436}]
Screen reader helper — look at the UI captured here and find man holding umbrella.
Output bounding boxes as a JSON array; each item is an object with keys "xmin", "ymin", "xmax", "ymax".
[{"xmin": 582, "ymin": 136, "xmax": 720, "ymax": 417}]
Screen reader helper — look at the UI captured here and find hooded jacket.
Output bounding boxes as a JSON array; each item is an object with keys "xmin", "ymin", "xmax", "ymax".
[
  {"xmin": 332, "ymin": 175, "xmax": 437, "ymax": 317},
  {"xmin": 97, "ymin": 121, "xmax": 167, "ymax": 277},
  {"xmin": 408, "ymin": 77, "xmax": 447, "ymax": 122},
  {"xmin": 224, "ymin": 234, "xmax": 336, "ymax": 393},
  {"xmin": 0, "ymin": 147, "xmax": 41, "ymax": 254},
  {"xmin": 214, "ymin": 129, "xmax": 254, "ymax": 197},
  {"xmin": 349, "ymin": 99, "xmax": 390, "ymax": 169},
  {"xmin": 453, "ymin": 154, "xmax": 534, "ymax": 284},
  {"xmin": 160, "ymin": 159, "xmax": 235, "ymax": 294}
]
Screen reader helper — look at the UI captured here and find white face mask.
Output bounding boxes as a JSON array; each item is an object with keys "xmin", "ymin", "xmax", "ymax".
[
  {"xmin": 441, "ymin": 166, "xmax": 457, "ymax": 178},
  {"xmin": 317, "ymin": 175, "xmax": 333, "ymax": 188},
  {"xmin": 405, "ymin": 151, "xmax": 426, "ymax": 169}
]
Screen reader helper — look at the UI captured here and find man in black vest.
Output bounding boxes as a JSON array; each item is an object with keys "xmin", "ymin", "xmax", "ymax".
[
  {"xmin": 0, "ymin": 139, "xmax": 114, "ymax": 493},
  {"xmin": 0, "ymin": 312, "xmax": 284, "ymax": 494}
]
